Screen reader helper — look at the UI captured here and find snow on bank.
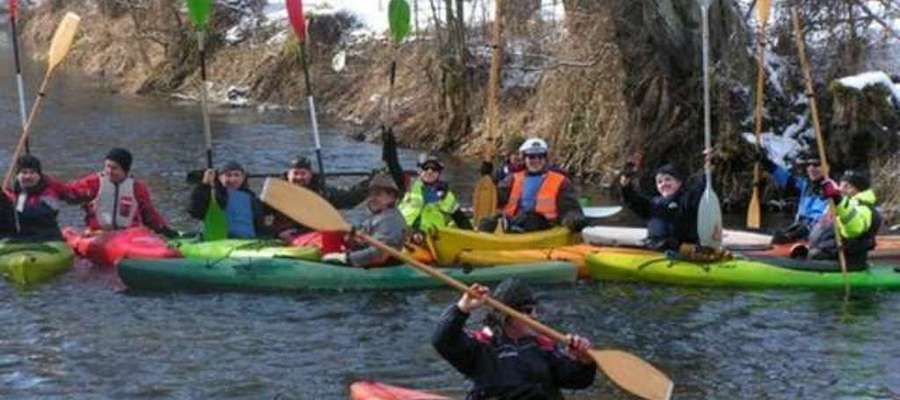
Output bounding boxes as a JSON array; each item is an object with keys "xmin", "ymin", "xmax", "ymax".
[{"xmin": 836, "ymin": 71, "xmax": 900, "ymax": 102}]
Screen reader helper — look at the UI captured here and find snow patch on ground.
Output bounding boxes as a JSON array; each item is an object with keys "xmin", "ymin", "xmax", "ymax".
[{"xmin": 836, "ymin": 71, "xmax": 900, "ymax": 102}]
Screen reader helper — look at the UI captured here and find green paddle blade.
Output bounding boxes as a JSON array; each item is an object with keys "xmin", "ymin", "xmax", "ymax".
[
  {"xmin": 186, "ymin": 0, "xmax": 213, "ymax": 29},
  {"xmin": 388, "ymin": 0, "xmax": 411, "ymax": 43},
  {"xmin": 203, "ymin": 195, "xmax": 228, "ymax": 241}
]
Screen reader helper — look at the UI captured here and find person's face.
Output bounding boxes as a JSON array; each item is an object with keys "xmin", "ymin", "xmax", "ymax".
[
  {"xmin": 509, "ymin": 152, "xmax": 524, "ymax": 166},
  {"xmin": 805, "ymin": 163, "xmax": 823, "ymax": 181},
  {"xmin": 16, "ymin": 168, "xmax": 40, "ymax": 189},
  {"xmin": 419, "ymin": 164, "xmax": 441, "ymax": 184},
  {"xmin": 368, "ymin": 188, "xmax": 397, "ymax": 211},
  {"xmin": 655, "ymin": 173, "xmax": 682, "ymax": 197},
  {"xmin": 104, "ymin": 160, "xmax": 127, "ymax": 183},
  {"xmin": 219, "ymin": 170, "xmax": 245, "ymax": 190},
  {"xmin": 524, "ymin": 153, "xmax": 547, "ymax": 172},
  {"xmin": 504, "ymin": 304, "xmax": 538, "ymax": 339},
  {"xmin": 287, "ymin": 167, "xmax": 313, "ymax": 186},
  {"xmin": 839, "ymin": 180, "xmax": 858, "ymax": 197}
]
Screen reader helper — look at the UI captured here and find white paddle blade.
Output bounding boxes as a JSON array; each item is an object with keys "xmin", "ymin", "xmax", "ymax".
[
  {"xmin": 260, "ymin": 178, "xmax": 352, "ymax": 232},
  {"xmin": 582, "ymin": 206, "xmax": 622, "ymax": 219},
  {"xmin": 592, "ymin": 349, "xmax": 674, "ymax": 400},
  {"xmin": 47, "ymin": 12, "xmax": 81, "ymax": 72},
  {"xmin": 697, "ymin": 189, "xmax": 723, "ymax": 249}
]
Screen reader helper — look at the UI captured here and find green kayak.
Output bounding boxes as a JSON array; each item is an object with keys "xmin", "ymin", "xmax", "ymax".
[
  {"xmin": 168, "ymin": 238, "xmax": 320, "ymax": 260},
  {"xmin": 118, "ymin": 258, "xmax": 577, "ymax": 292},
  {"xmin": 0, "ymin": 241, "xmax": 74, "ymax": 286},
  {"xmin": 586, "ymin": 247, "xmax": 900, "ymax": 289}
]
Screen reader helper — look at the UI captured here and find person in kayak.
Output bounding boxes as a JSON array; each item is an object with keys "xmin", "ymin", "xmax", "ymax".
[
  {"xmin": 805, "ymin": 169, "xmax": 882, "ymax": 268},
  {"xmin": 188, "ymin": 161, "xmax": 270, "ymax": 239},
  {"xmin": 619, "ymin": 162, "xmax": 707, "ymax": 252},
  {"xmin": 65, "ymin": 148, "xmax": 176, "ymax": 236},
  {"xmin": 478, "ymin": 138, "xmax": 587, "ymax": 233},
  {"xmin": 481, "ymin": 136, "xmax": 526, "ymax": 183},
  {"xmin": 399, "ymin": 154, "xmax": 472, "ymax": 241},
  {"xmin": 757, "ymin": 148, "xmax": 829, "ymax": 244},
  {"xmin": 432, "ymin": 278, "xmax": 596, "ymax": 399},
  {"xmin": 320, "ymin": 174, "xmax": 406, "ymax": 268},
  {"xmin": 0, "ymin": 155, "xmax": 76, "ymax": 241}
]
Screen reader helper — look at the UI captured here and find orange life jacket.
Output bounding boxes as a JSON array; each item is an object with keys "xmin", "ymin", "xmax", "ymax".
[{"xmin": 503, "ymin": 170, "xmax": 566, "ymax": 221}]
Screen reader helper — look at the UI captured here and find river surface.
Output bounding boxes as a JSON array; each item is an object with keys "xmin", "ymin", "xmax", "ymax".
[{"xmin": 1, "ymin": 23, "xmax": 899, "ymax": 400}]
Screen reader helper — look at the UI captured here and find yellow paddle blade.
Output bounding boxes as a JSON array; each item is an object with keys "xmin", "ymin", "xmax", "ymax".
[
  {"xmin": 591, "ymin": 349, "xmax": 674, "ymax": 400},
  {"xmin": 47, "ymin": 12, "xmax": 81, "ymax": 73},
  {"xmin": 260, "ymin": 178, "xmax": 351, "ymax": 232},
  {"xmin": 472, "ymin": 175, "xmax": 497, "ymax": 227},
  {"xmin": 747, "ymin": 185, "xmax": 761, "ymax": 229},
  {"xmin": 757, "ymin": 0, "xmax": 771, "ymax": 24}
]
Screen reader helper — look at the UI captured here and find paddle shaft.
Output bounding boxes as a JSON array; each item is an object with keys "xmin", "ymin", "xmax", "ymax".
[
  {"xmin": 791, "ymin": 8, "xmax": 850, "ymax": 285},
  {"xmin": 8, "ymin": 6, "xmax": 29, "ymax": 153},
  {"xmin": 701, "ymin": 3, "xmax": 712, "ymax": 187},
  {"xmin": 357, "ymin": 231, "xmax": 569, "ymax": 343},
  {"xmin": 748, "ymin": 6, "xmax": 769, "ymax": 229},
  {"xmin": 298, "ymin": 41, "xmax": 326, "ymax": 188},
  {"xmin": 2, "ymin": 74, "xmax": 50, "ymax": 190},
  {"xmin": 196, "ymin": 31, "xmax": 214, "ymax": 170}
]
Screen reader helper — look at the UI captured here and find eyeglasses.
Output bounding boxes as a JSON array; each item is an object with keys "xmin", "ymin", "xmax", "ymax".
[{"xmin": 524, "ymin": 154, "xmax": 546, "ymax": 160}]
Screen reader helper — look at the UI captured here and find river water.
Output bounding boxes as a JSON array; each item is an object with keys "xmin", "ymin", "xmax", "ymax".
[{"xmin": 1, "ymin": 24, "xmax": 899, "ymax": 400}]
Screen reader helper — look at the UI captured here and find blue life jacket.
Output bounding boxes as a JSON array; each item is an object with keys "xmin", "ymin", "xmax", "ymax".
[{"xmin": 225, "ymin": 189, "xmax": 256, "ymax": 238}]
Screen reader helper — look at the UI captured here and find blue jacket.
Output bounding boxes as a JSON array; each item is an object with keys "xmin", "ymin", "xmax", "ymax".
[{"xmin": 770, "ymin": 165, "xmax": 828, "ymax": 228}]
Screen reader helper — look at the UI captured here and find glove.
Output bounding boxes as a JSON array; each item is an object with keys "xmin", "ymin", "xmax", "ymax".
[
  {"xmin": 321, "ymin": 252, "xmax": 348, "ymax": 264},
  {"xmin": 820, "ymin": 178, "xmax": 841, "ymax": 201},
  {"xmin": 480, "ymin": 161, "xmax": 493, "ymax": 176}
]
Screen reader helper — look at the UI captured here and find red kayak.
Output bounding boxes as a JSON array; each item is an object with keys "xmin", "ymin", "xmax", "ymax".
[
  {"xmin": 349, "ymin": 381, "xmax": 450, "ymax": 400},
  {"xmin": 63, "ymin": 227, "xmax": 181, "ymax": 268},
  {"xmin": 746, "ymin": 235, "xmax": 900, "ymax": 261}
]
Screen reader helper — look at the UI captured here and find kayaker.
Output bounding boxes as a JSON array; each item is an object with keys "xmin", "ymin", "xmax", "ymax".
[
  {"xmin": 398, "ymin": 154, "xmax": 472, "ymax": 241},
  {"xmin": 805, "ymin": 169, "xmax": 882, "ymax": 268},
  {"xmin": 432, "ymin": 278, "xmax": 596, "ymax": 399},
  {"xmin": 270, "ymin": 156, "xmax": 375, "ymax": 242},
  {"xmin": 321, "ymin": 174, "xmax": 406, "ymax": 268},
  {"xmin": 478, "ymin": 138, "xmax": 587, "ymax": 233},
  {"xmin": 0, "ymin": 155, "xmax": 75, "ymax": 241},
  {"xmin": 188, "ymin": 161, "xmax": 270, "ymax": 239},
  {"xmin": 65, "ymin": 148, "xmax": 176, "ymax": 236},
  {"xmin": 620, "ymin": 162, "xmax": 706, "ymax": 252},
  {"xmin": 757, "ymin": 148, "xmax": 829, "ymax": 244},
  {"xmin": 481, "ymin": 136, "xmax": 526, "ymax": 183}
]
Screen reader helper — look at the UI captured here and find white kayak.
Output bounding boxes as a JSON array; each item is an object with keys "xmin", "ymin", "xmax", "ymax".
[{"xmin": 582, "ymin": 226, "xmax": 773, "ymax": 250}]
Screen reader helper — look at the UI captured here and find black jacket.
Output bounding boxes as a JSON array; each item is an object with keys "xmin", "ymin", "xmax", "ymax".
[
  {"xmin": 432, "ymin": 305, "xmax": 596, "ymax": 400},
  {"xmin": 622, "ymin": 175, "xmax": 706, "ymax": 251}
]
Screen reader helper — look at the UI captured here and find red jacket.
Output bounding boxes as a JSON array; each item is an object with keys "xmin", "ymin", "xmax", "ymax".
[{"xmin": 65, "ymin": 172, "xmax": 169, "ymax": 233}]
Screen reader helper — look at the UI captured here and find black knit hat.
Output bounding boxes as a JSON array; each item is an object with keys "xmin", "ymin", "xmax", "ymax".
[
  {"xmin": 220, "ymin": 160, "xmax": 245, "ymax": 173},
  {"xmin": 840, "ymin": 169, "xmax": 870, "ymax": 191},
  {"xmin": 290, "ymin": 156, "xmax": 312, "ymax": 170},
  {"xmin": 655, "ymin": 163, "xmax": 685, "ymax": 183},
  {"xmin": 105, "ymin": 148, "xmax": 133, "ymax": 172},
  {"xmin": 15, "ymin": 154, "xmax": 42, "ymax": 174},
  {"xmin": 483, "ymin": 278, "xmax": 536, "ymax": 333}
]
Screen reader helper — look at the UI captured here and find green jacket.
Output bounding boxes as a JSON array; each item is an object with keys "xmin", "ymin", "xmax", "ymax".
[
  {"xmin": 836, "ymin": 189, "xmax": 877, "ymax": 240},
  {"xmin": 399, "ymin": 179, "xmax": 461, "ymax": 233}
]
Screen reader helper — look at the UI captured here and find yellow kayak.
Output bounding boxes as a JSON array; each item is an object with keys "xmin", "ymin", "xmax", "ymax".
[
  {"xmin": 456, "ymin": 243, "xmax": 601, "ymax": 278},
  {"xmin": 431, "ymin": 226, "xmax": 577, "ymax": 265}
]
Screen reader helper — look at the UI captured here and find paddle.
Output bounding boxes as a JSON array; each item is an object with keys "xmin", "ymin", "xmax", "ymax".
[
  {"xmin": 746, "ymin": 0, "xmax": 771, "ymax": 230},
  {"xmin": 384, "ymin": 0, "xmax": 409, "ymax": 131},
  {"xmin": 1, "ymin": 12, "xmax": 80, "ymax": 191},
  {"xmin": 186, "ymin": 0, "xmax": 227, "ymax": 241},
  {"xmin": 472, "ymin": 0, "xmax": 505, "ymax": 228},
  {"xmin": 791, "ymin": 8, "xmax": 850, "ymax": 295},
  {"xmin": 7, "ymin": 0, "xmax": 29, "ymax": 154},
  {"xmin": 286, "ymin": 0, "xmax": 327, "ymax": 189},
  {"xmin": 260, "ymin": 178, "xmax": 674, "ymax": 400},
  {"xmin": 696, "ymin": 0, "xmax": 723, "ymax": 250}
]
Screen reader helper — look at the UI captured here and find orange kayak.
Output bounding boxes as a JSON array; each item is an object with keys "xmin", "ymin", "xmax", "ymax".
[
  {"xmin": 747, "ymin": 235, "xmax": 900, "ymax": 261},
  {"xmin": 349, "ymin": 381, "xmax": 450, "ymax": 400}
]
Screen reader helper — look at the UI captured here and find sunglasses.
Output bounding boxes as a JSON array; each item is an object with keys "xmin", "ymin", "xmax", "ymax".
[{"xmin": 421, "ymin": 166, "xmax": 442, "ymax": 172}]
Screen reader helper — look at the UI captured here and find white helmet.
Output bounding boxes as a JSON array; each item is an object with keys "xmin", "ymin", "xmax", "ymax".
[{"xmin": 519, "ymin": 138, "xmax": 549, "ymax": 155}]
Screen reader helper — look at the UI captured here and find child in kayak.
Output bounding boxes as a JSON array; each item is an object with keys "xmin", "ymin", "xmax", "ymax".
[
  {"xmin": 0, "ymin": 155, "xmax": 76, "ymax": 241},
  {"xmin": 620, "ymin": 162, "xmax": 706, "ymax": 252},
  {"xmin": 320, "ymin": 174, "xmax": 406, "ymax": 268},
  {"xmin": 805, "ymin": 169, "xmax": 882, "ymax": 268},
  {"xmin": 479, "ymin": 138, "xmax": 587, "ymax": 233},
  {"xmin": 65, "ymin": 148, "xmax": 176, "ymax": 236},
  {"xmin": 432, "ymin": 278, "xmax": 596, "ymax": 399},
  {"xmin": 399, "ymin": 154, "xmax": 472, "ymax": 241},
  {"xmin": 188, "ymin": 161, "xmax": 270, "ymax": 239}
]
